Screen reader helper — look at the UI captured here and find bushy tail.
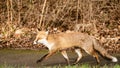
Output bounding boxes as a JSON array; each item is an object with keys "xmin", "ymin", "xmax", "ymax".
[{"xmin": 92, "ymin": 38, "xmax": 118, "ymax": 62}]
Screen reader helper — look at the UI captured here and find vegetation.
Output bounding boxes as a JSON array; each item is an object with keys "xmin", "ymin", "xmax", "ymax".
[
  {"xmin": 0, "ymin": 0, "xmax": 120, "ymax": 53},
  {"xmin": 0, "ymin": 64, "xmax": 119, "ymax": 68}
]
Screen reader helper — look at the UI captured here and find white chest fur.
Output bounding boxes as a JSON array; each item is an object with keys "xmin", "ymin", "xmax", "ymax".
[{"xmin": 38, "ymin": 38, "xmax": 54, "ymax": 50}]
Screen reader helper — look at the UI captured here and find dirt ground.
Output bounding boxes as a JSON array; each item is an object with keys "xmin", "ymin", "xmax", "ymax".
[{"xmin": 0, "ymin": 49, "xmax": 119, "ymax": 68}]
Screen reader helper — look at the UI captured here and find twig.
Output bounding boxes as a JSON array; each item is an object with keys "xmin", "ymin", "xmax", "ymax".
[{"xmin": 38, "ymin": 0, "xmax": 47, "ymax": 30}]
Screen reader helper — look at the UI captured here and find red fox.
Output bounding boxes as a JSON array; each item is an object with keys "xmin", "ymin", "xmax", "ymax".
[{"xmin": 33, "ymin": 31, "xmax": 118, "ymax": 64}]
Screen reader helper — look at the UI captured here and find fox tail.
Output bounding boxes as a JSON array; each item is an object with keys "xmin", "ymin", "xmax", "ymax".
[{"xmin": 92, "ymin": 38, "xmax": 118, "ymax": 62}]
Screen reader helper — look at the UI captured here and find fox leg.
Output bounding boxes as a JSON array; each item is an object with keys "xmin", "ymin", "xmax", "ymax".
[
  {"xmin": 36, "ymin": 53, "xmax": 48, "ymax": 63},
  {"xmin": 92, "ymin": 51, "xmax": 100, "ymax": 64},
  {"xmin": 74, "ymin": 49, "xmax": 82, "ymax": 64},
  {"xmin": 36, "ymin": 50, "xmax": 56, "ymax": 63},
  {"xmin": 61, "ymin": 50, "xmax": 70, "ymax": 65},
  {"xmin": 83, "ymin": 48, "xmax": 100, "ymax": 64}
]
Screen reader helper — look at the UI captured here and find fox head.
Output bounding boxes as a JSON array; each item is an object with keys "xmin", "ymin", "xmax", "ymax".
[{"xmin": 33, "ymin": 31, "xmax": 49, "ymax": 45}]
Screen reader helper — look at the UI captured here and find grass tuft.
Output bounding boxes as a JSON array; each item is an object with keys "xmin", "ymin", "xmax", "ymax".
[{"xmin": 0, "ymin": 63, "xmax": 119, "ymax": 68}]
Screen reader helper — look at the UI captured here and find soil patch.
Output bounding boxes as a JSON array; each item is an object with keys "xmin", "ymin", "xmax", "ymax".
[{"xmin": 0, "ymin": 49, "xmax": 119, "ymax": 67}]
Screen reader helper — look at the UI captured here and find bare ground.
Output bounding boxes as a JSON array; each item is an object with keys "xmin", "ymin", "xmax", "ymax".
[{"xmin": 0, "ymin": 49, "xmax": 119, "ymax": 68}]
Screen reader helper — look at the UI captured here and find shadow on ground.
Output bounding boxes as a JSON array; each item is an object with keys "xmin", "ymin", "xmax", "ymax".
[{"xmin": 0, "ymin": 49, "xmax": 119, "ymax": 67}]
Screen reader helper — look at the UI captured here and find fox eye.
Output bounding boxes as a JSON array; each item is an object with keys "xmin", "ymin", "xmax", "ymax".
[
  {"xmin": 38, "ymin": 36, "xmax": 45, "ymax": 40},
  {"xmin": 37, "ymin": 37, "xmax": 42, "ymax": 40}
]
